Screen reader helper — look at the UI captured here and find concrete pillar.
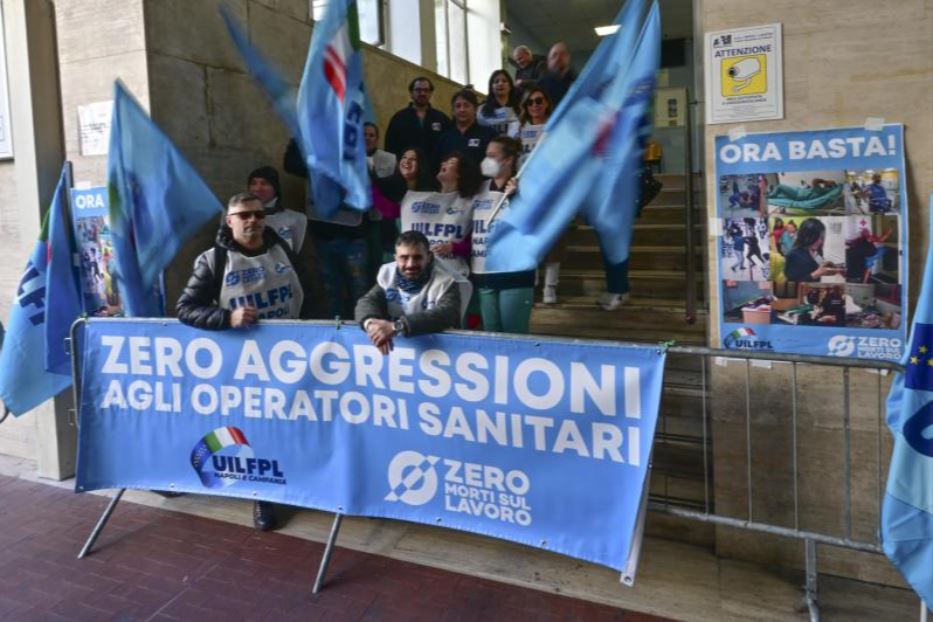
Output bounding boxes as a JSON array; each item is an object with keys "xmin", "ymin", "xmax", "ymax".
[
  {"xmin": 418, "ymin": 0, "xmax": 437, "ymax": 73},
  {"xmin": 3, "ymin": 0, "xmax": 76, "ymax": 480}
]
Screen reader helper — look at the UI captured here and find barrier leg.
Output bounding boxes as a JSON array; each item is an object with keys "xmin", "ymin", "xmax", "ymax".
[
  {"xmin": 77, "ymin": 488, "xmax": 125, "ymax": 559},
  {"xmin": 312, "ymin": 513, "xmax": 343, "ymax": 594},
  {"xmin": 804, "ymin": 538, "xmax": 819, "ymax": 622}
]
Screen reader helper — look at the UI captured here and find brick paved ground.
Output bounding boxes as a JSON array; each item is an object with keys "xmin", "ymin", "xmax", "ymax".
[{"xmin": 0, "ymin": 475, "xmax": 670, "ymax": 621}]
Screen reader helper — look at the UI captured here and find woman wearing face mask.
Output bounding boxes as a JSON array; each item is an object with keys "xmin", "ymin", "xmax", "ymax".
[
  {"xmin": 436, "ymin": 89, "xmax": 497, "ymax": 169},
  {"xmin": 400, "ymin": 151, "xmax": 481, "ymax": 277},
  {"xmin": 472, "ymin": 136, "xmax": 535, "ymax": 333},
  {"xmin": 477, "ymin": 70, "xmax": 521, "ymax": 136},
  {"xmin": 514, "ymin": 87, "xmax": 552, "ymax": 166}
]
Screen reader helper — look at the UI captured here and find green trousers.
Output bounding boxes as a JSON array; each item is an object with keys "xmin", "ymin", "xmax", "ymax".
[{"xmin": 477, "ymin": 286, "xmax": 534, "ymax": 334}]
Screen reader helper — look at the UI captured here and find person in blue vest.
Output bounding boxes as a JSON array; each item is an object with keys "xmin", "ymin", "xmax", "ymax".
[
  {"xmin": 862, "ymin": 173, "xmax": 892, "ymax": 213},
  {"xmin": 176, "ymin": 192, "xmax": 314, "ymax": 531}
]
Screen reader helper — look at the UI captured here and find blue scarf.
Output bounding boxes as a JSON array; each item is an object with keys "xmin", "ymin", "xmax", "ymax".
[{"xmin": 395, "ymin": 261, "xmax": 434, "ymax": 294}]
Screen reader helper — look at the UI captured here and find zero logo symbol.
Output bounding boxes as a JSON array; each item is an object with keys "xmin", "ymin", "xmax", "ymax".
[
  {"xmin": 828, "ymin": 335, "xmax": 856, "ymax": 357},
  {"xmin": 385, "ymin": 450, "xmax": 439, "ymax": 506}
]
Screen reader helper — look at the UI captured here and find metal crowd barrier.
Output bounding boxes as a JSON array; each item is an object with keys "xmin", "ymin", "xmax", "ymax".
[{"xmin": 655, "ymin": 345, "xmax": 923, "ymax": 622}]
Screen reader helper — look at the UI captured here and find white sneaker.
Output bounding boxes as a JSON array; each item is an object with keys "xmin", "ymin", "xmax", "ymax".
[
  {"xmin": 543, "ymin": 285, "xmax": 558, "ymax": 304},
  {"xmin": 598, "ymin": 292, "xmax": 629, "ymax": 310}
]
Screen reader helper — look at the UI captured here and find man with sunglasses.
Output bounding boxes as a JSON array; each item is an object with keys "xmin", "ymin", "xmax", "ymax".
[{"xmin": 176, "ymin": 192, "xmax": 314, "ymax": 531}]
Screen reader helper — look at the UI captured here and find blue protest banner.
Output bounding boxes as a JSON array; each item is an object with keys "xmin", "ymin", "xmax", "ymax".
[
  {"xmin": 75, "ymin": 319, "xmax": 666, "ymax": 572},
  {"xmin": 714, "ymin": 124, "xmax": 907, "ymax": 360}
]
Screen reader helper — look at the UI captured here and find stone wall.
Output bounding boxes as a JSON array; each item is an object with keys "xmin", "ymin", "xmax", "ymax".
[{"xmin": 701, "ymin": 0, "xmax": 932, "ymax": 586}]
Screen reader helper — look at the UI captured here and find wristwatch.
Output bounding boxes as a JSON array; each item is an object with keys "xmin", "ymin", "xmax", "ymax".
[{"xmin": 393, "ymin": 319, "xmax": 405, "ymax": 336}]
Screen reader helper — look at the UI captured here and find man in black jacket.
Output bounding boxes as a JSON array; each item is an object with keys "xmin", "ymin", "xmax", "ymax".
[
  {"xmin": 176, "ymin": 192, "xmax": 314, "ymax": 530},
  {"xmin": 384, "ymin": 77, "xmax": 451, "ymax": 172},
  {"xmin": 537, "ymin": 41, "xmax": 577, "ymax": 107}
]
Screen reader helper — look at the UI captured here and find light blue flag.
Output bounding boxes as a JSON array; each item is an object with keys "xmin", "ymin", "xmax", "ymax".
[
  {"xmin": 545, "ymin": 0, "xmax": 646, "ymax": 133},
  {"xmin": 296, "ymin": 0, "xmax": 372, "ymax": 217},
  {"xmin": 487, "ymin": 2, "xmax": 660, "ymax": 273},
  {"xmin": 44, "ymin": 163, "xmax": 83, "ymax": 376},
  {"xmin": 0, "ymin": 214, "xmax": 72, "ymax": 415},
  {"xmin": 585, "ymin": 2, "xmax": 661, "ymax": 265},
  {"xmin": 882, "ymin": 193, "xmax": 933, "ymax": 608},
  {"xmin": 486, "ymin": 99, "xmax": 611, "ymax": 272},
  {"xmin": 107, "ymin": 81, "xmax": 223, "ymax": 317},
  {"xmin": 219, "ymin": 4, "xmax": 300, "ymax": 138}
]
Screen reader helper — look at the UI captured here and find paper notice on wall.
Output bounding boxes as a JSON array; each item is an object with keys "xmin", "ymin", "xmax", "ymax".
[
  {"xmin": 705, "ymin": 23, "xmax": 783, "ymax": 125},
  {"xmin": 0, "ymin": 9, "xmax": 13, "ymax": 159},
  {"xmin": 78, "ymin": 101, "xmax": 113, "ymax": 156}
]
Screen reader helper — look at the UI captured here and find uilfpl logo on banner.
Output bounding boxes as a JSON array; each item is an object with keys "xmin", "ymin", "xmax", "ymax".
[
  {"xmin": 723, "ymin": 327, "xmax": 772, "ymax": 350},
  {"xmin": 190, "ymin": 426, "xmax": 287, "ymax": 489}
]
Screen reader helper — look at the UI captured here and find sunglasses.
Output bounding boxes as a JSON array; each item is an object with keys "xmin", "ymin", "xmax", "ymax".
[
  {"xmin": 527, "ymin": 97, "xmax": 546, "ymax": 106},
  {"xmin": 229, "ymin": 210, "xmax": 266, "ymax": 221}
]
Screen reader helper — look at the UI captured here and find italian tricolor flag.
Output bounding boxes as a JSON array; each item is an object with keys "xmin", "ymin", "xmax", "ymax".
[
  {"xmin": 324, "ymin": 2, "xmax": 361, "ymax": 103},
  {"xmin": 204, "ymin": 426, "xmax": 249, "ymax": 452}
]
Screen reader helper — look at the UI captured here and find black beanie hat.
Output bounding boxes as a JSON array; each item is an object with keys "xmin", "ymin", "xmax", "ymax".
[{"xmin": 247, "ymin": 166, "xmax": 281, "ymax": 200}]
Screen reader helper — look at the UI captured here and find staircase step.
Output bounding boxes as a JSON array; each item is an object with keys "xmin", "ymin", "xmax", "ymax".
[
  {"xmin": 638, "ymin": 203, "xmax": 706, "ymax": 224},
  {"xmin": 563, "ymin": 244, "xmax": 705, "ymax": 272},
  {"xmin": 530, "ymin": 299, "xmax": 706, "ymax": 344},
  {"xmin": 565, "ymin": 223, "xmax": 705, "ymax": 247},
  {"xmin": 549, "ymin": 268, "xmax": 706, "ymax": 301}
]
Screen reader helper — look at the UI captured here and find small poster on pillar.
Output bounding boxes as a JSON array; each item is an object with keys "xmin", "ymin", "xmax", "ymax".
[
  {"xmin": 714, "ymin": 124, "xmax": 907, "ymax": 360},
  {"xmin": 70, "ymin": 186, "xmax": 121, "ymax": 315}
]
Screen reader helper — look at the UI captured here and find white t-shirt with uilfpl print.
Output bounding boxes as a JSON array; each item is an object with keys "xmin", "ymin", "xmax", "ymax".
[
  {"xmin": 469, "ymin": 188, "xmax": 507, "ymax": 275},
  {"xmin": 478, "ymin": 106, "xmax": 520, "ymax": 137},
  {"xmin": 400, "ymin": 191, "xmax": 473, "ymax": 276},
  {"xmin": 515, "ymin": 122, "xmax": 545, "ymax": 166},
  {"xmin": 218, "ymin": 245, "xmax": 303, "ymax": 319}
]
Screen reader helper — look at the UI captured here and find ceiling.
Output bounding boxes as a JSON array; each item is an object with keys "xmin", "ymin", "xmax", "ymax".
[{"xmin": 505, "ymin": 0, "xmax": 694, "ymax": 56}]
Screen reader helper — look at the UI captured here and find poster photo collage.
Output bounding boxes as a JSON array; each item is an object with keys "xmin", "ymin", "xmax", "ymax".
[{"xmin": 719, "ymin": 168, "xmax": 902, "ymax": 331}]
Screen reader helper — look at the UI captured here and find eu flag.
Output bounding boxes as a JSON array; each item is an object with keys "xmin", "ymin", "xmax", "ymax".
[
  {"xmin": 904, "ymin": 323, "xmax": 933, "ymax": 391},
  {"xmin": 296, "ymin": 0, "xmax": 372, "ymax": 217},
  {"xmin": 107, "ymin": 81, "xmax": 223, "ymax": 316},
  {"xmin": 882, "ymin": 194, "xmax": 933, "ymax": 608},
  {"xmin": 0, "ymin": 213, "xmax": 72, "ymax": 415},
  {"xmin": 45, "ymin": 163, "xmax": 84, "ymax": 376}
]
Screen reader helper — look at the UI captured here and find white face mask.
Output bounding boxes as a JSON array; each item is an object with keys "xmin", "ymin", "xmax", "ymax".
[{"xmin": 480, "ymin": 157, "xmax": 501, "ymax": 178}]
